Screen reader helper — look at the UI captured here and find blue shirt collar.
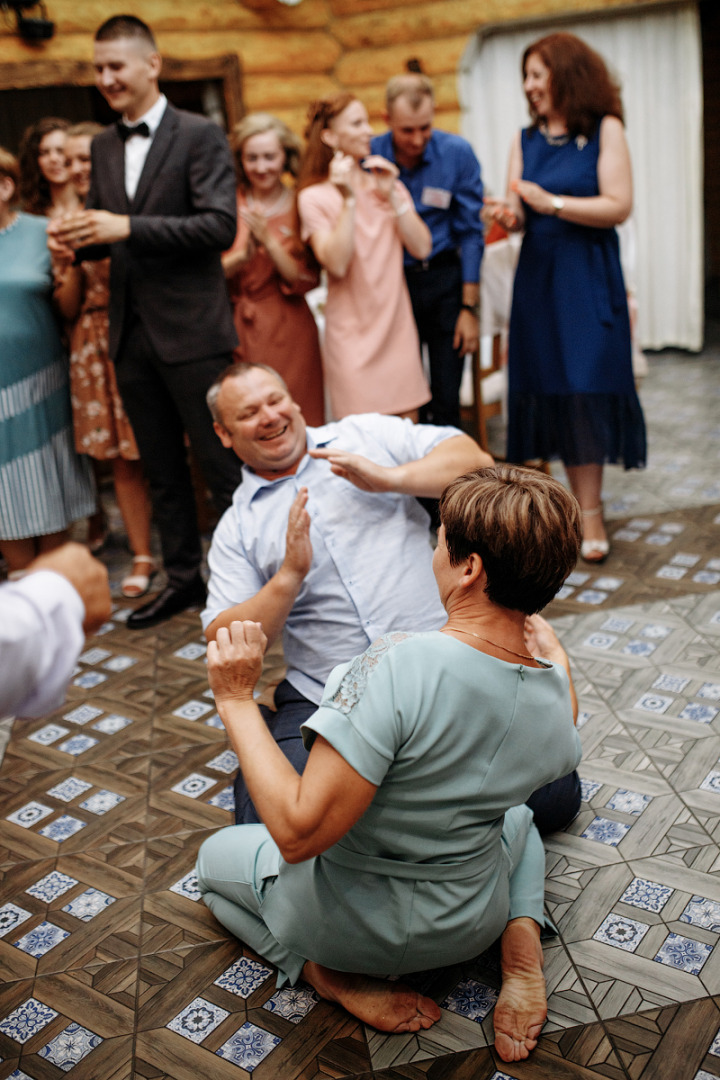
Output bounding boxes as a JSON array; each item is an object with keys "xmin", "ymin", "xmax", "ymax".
[
  {"xmin": 237, "ymin": 426, "xmax": 340, "ymax": 504},
  {"xmin": 386, "ymin": 130, "xmax": 437, "ymax": 173}
]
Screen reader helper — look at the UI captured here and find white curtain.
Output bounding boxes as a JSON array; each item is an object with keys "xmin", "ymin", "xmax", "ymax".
[{"xmin": 459, "ymin": 3, "xmax": 704, "ymax": 351}]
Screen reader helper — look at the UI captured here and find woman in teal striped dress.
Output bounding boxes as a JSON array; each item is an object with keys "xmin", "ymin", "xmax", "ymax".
[{"xmin": 0, "ymin": 147, "xmax": 95, "ymax": 573}]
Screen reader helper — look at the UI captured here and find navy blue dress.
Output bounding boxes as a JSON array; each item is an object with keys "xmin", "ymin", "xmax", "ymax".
[{"xmin": 506, "ymin": 122, "xmax": 646, "ymax": 469}]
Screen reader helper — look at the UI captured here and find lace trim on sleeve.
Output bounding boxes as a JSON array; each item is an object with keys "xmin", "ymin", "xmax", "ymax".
[{"xmin": 329, "ymin": 631, "xmax": 413, "ymax": 714}]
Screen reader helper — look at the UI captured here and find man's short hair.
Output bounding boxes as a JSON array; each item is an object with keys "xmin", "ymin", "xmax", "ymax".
[
  {"xmin": 439, "ymin": 465, "xmax": 582, "ymax": 614},
  {"xmin": 206, "ymin": 363, "xmax": 290, "ymax": 425},
  {"xmin": 385, "ymin": 73, "xmax": 435, "ymax": 113},
  {"xmin": 95, "ymin": 15, "xmax": 156, "ymax": 48}
]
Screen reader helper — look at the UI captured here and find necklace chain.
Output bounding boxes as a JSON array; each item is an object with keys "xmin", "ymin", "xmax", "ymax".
[
  {"xmin": 539, "ymin": 123, "xmax": 569, "ymax": 146},
  {"xmin": 442, "ymin": 625, "xmax": 536, "ymax": 663},
  {"xmin": 247, "ymin": 187, "xmax": 289, "ymax": 217}
]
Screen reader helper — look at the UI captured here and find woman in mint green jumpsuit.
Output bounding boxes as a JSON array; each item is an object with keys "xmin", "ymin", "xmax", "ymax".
[{"xmin": 197, "ymin": 464, "xmax": 583, "ymax": 1059}]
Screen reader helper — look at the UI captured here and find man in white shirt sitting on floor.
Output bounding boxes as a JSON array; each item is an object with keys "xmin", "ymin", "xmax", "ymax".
[{"xmin": 202, "ymin": 362, "xmax": 490, "ymax": 823}]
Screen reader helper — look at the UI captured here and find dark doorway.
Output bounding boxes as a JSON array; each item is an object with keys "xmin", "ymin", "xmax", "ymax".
[{"xmin": 0, "ymin": 55, "xmax": 242, "ymax": 154}]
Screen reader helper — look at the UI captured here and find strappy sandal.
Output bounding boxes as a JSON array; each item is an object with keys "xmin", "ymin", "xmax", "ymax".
[
  {"xmin": 580, "ymin": 506, "xmax": 609, "ymax": 564},
  {"xmin": 121, "ymin": 556, "xmax": 157, "ymax": 599}
]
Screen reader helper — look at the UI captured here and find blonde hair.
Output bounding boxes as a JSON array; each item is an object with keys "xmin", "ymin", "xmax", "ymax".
[
  {"xmin": 230, "ymin": 113, "xmax": 302, "ymax": 187},
  {"xmin": 66, "ymin": 122, "xmax": 105, "ymax": 140},
  {"xmin": 385, "ymin": 73, "xmax": 434, "ymax": 113}
]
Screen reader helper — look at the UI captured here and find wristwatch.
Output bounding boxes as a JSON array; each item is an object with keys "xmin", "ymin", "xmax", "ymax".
[
  {"xmin": 551, "ymin": 196, "xmax": 565, "ymax": 216},
  {"xmin": 460, "ymin": 303, "xmax": 478, "ymax": 315}
]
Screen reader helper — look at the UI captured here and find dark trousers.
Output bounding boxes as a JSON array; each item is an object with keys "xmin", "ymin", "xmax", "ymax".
[
  {"xmin": 526, "ymin": 770, "xmax": 581, "ymax": 835},
  {"xmin": 406, "ymin": 254, "xmax": 465, "ymax": 428},
  {"xmin": 114, "ymin": 316, "xmax": 244, "ymax": 588},
  {"xmin": 233, "ymin": 680, "xmax": 316, "ymax": 825},
  {"xmin": 233, "ymin": 680, "xmax": 582, "ymax": 835}
]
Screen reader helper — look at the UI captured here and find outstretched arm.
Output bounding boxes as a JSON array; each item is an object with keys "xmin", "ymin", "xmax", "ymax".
[
  {"xmin": 309, "ymin": 433, "xmax": 492, "ymax": 499},
  {"xmin": 205, "ymin": 487, "xmax": 312, "ymax": 645},
  {"xmin": 208, "ymin": 620, "xmax": 377, "ymax": 862}
]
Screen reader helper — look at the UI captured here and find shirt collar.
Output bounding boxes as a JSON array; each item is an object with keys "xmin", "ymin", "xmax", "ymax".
[
  {"xmin": 237, "ymin": 426, "xmax": 340, "ymax": 503},
  {"xmin": 391, "ymin": 130, "xmax": 436, "ymax": 173},
  {"xmin": 122, "ymin": 93, "xmax": 167, "ymax": 135}
]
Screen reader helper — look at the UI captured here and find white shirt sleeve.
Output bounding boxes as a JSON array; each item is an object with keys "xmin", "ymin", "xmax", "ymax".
[{"xmin": 0, "ymin": 571, "xmax": 85, "ymax": 720}]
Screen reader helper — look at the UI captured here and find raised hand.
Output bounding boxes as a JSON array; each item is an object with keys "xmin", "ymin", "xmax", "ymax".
[
  {"xmin": 282, "ymin": 486, "xmax": 313, "ymax": 580},
  {"xmin": 329, "ymin": 150, "xmax": 356, "ymax": 199},
  {"xmin": 362, "ymin": 154, "xmax": 400, "ymax": 201},
  {"xmin": 308, "ymin": 447, "xmax": 392, "ymax": 492},
  {"xmin": 207, "ymin": 620, "xmax": 267, "ymax": 705}
]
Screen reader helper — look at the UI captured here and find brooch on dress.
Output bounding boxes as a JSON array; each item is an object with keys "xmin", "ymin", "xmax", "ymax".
[{"xmin": 575, "ymin": 135, "xmax": 588, "ymax": 150}]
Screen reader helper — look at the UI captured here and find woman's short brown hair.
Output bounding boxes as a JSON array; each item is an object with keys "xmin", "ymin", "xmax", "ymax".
[{"xmin": 439, "ymin": 464, "xmax": 581, "ymax": 614}]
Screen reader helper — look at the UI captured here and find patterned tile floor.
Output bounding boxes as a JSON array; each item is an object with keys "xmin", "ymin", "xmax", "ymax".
[{"xmin": 1, "ymin": 333, "xmax": 719, "ymax": 1079}]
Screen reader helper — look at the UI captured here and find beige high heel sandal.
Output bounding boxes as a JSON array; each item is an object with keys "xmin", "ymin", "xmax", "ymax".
[
  {"xmin": 122, "ymin": 556, "xmax": 157, "ymax": 599},
  {"xmin": 580, "ymin": 506, "xmax": 609, "ymax": 564}
]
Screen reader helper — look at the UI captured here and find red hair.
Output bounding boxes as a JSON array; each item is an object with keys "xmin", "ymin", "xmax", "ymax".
[
  {"xmin": 297, "ymin": 93, "xmax": 357, "ymax": 192},
  {"xmin": 523, "ymin": 32, "xmax": 624, "ymax": 139}
]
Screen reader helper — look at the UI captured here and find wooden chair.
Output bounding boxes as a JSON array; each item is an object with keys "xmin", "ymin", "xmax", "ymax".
[{"xmin": 465, "ymin": 333, "xmax": 505, "ymax": 453}]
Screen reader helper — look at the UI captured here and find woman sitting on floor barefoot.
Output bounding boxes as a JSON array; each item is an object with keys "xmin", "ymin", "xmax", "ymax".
[{"xmin": 196, "ymin": 464, "xmax": 582, "ymax": 1061}]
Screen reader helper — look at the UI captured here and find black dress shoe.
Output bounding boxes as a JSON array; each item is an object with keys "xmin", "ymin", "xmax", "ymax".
[{"xmin": 127, "ymin": 577, "xmax": 207, "ymax": 630}]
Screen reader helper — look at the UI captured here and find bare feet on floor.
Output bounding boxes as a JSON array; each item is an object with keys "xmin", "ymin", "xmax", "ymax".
[
  {"xmin": 493, "ymin": 916, "xmax": 547, "ymax": 1062},
  {"xmin": 302, "ymin": 961, "xmax": 441, "ymax": 1034}
]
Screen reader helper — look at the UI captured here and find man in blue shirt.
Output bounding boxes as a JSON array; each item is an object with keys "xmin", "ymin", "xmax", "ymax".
[
  {"xmin": 371, "ymin": 74, "xmax": 485, "ymax": 428},
  {"xmin": 202, "ymin": 362, "xmax": 490, "ymax": 823}
]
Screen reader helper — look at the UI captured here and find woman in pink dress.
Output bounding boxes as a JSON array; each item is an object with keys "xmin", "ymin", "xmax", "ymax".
[
  {"xmin": 297, "ymin": 94, "xmax": 431, "ymax": 421},
  {"xmin": 223, "ymin": 114, "xmax": 324, "ymax": 426}
]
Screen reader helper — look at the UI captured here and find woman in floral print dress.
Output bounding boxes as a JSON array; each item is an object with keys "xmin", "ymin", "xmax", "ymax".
[{"xmin": 56, "ymin": 124, "xmax": 154, "ymax": 598}]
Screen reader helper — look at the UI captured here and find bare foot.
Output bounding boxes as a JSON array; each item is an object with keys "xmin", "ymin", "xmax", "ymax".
[
  {"xmin": 493, "ymin": 917, "xmax": 547, "ymax": 1062},
  {"xmin": 302, "ymin": 961, "xmax": 441, "ymax": 1034}
]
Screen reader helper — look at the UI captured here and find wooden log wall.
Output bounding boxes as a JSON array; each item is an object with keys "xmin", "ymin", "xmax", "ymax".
[{"xmin": 0, "ymin": 0, "xmax": 679, "ymax": 139}]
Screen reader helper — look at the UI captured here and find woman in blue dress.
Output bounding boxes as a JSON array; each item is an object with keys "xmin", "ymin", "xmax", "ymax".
[
  {"xmin": 0, "ymin": 147, "xmax": 95, "ymax": 573},
  {"xmin": 486, "ymin": 33, "xmax": 646, "ymax": 563},
  {"xmin": 197, "ymin": 464, "xmax": 583, "ymax": 1064}
]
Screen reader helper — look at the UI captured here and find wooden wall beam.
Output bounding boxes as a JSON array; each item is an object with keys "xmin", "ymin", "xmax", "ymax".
[
  {"xmin": 0, "ymin": 0, "xmax": 330, "ymax": 35},
  {"xmin": 335, "ymin": 35, "xmax": 469, "ymax": 85}
]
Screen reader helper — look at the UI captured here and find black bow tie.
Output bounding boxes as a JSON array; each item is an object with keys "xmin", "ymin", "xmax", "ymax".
[{"xmin": 117, "ymin": 120, "xmax": 151, "ymax": 142}]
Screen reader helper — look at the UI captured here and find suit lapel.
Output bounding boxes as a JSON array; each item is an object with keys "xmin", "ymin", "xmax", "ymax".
[
  {"xmin": 106, "ymin": 128, "xmax": 130, "ymax": 212},
  {"xmin": 130, "ymin": 104, "xmax": 179, "ymax": 213}
]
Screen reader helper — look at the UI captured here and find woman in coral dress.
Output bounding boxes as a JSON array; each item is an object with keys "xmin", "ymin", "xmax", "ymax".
[
  {"xmin": 223, "ymin": 114, "xmax": 324, "ymax": 426},
  {"xmin": 55, "ymin": 124, "xmax": 154, "ymax": 598},
  {"xmin": 297, "ymin": 94, "xmax": 431, "ymax": 421}
]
